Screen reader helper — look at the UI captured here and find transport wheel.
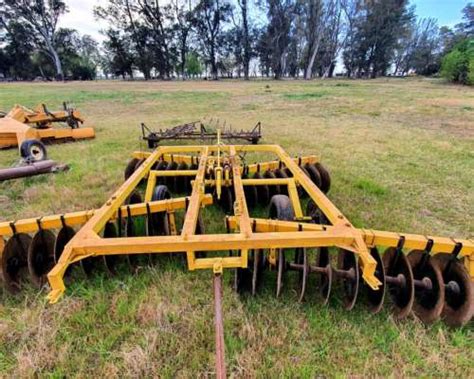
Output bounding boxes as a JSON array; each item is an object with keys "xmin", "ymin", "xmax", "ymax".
[
  {"xmin": 253, "ymin": 171, "xmax": 269, "ymax": 206},
  {"xmin": 314, "ymin": 163, "xmax": 331, "ymax": 194},
  {"xmin": 432, "ymin": 254, "xmax": 473, "ymax": 327},
  {"xmin": 407, "ymin": 250, "xmax": 445, "ymax": 324},
  {"xmin": 363, "ymin": 248, "xmax": 386, "ymax": 314},
  {"xmin": 1, "ymin": 234, "xmax": 31, "ymax": 294},
  {"xmin": 269, "ymin": 195, "xmax": 294, "ymax": 297},
  {"xmin": 264, "ymin": 170, "xmax": 280, "ymax": 198},
  {"xmin": 27, "ymin": 229, "xmax": 56, "ymax": 287},
  {"xmin": 383, "ymin": 247, "xmax": 415, "ymax": 319},
  {"xmin": 150, "ymin": 185, "xmax": 171, "ymax": 236},
  {"xmin": 304, "ymin": 163, "xmax": 322, "ymax": 189},
  {"xmin": 337, "ymin": 249, "xmax": 360, "ymax": 310},
  {"xmin": 20, "ymin": 139, "xmax": 47, "ymax": 162},
  {"xmin": 269, "ymin": 195, "xmax": 295, "ymax": 221}
]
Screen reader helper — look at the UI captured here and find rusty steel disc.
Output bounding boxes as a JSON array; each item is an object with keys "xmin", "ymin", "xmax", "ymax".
[
  {"xmin": 218, "ymin": 186, "xmax": 234, "ymax": 214},
  {"xmin": 337, "ymin": 249, "xmax": 360, "ymax": 311},
  {"xmin": 314, "ymin": 163, "xmax": 331, "ymax": 194},
  {"xmin": 251, "ymin": 249, "xmax": 265, "ymax": 296},
  {"xmin": 165, "ymin": 160, "xmax": 178, "ymax": 192},
  {"xmin": 176, "ymin": 162, "xmax": 189, "ymax": 193},
  {"xmin": 432, "ymin": 254, "xmax": 473, "ymax": 327},
  {"xmin": 244, "ymin": 184, "xmax": 258, "ymax": 209},
  {"xmin": 1, "ymin": 234, "xmax": 31, "ymax": 294},
  {"xmin": 364, "ymin": 248, "xmax": 386, "ymax": 314},
  {"xmin": 54, "ymin": 226, "xmax": 76, "ymax": 277},
  {"xmin": 306, "ymin": 200, "xmax": 329, "ymax": 225},
  {"xmin": 407, "ymin": 250, "xmax": 445, "ymax": 324},
  {"xmin": 264, "ymin": 170, "xmax": 280, "ymax": 198},
  {"xmin": 155, "ymin": 160, "xmax": 168, "ymax": 185},
  {"xmin": 316, "ymin": 247, "xmax": 332, "ymax": 305},
  {"xmin": 274, "ymin": 168, "xmax": 289, "ymax": 195},
  {"xmin": 234, "ymin": 266, "xmax": 252, "ymax": 293},
  {"xmin": 304, "ymin": 163, "xmax": 322, "ymax": 189},
  {"xmin": 297, "ymin": 248, "xmax": 309, "ymax": 302},
  {"xmin": 124, "ymin": 158, "xmax": 140, "ymax": 180},
  {"xmin": 27, "ymin": 230, "xmax": 56, "ymax": 288},
  {"xmin": 54, "ymin": 226, "xmax": 75, "ymax": 263},
  {"xmin": 383, "ymin": 247, "xmax": 415, "ymax": 319},
  {"xmin": 253, "ymin": 171, "xmax": 269, "ymax": 206},
  {"xmin": 276, "ymin": 249, "xmax": 286, "ymax": 298},
  {"xmin": 126, "ymin": 191, "xmax": 148, "ymax": 268},
  {"xmin": 102, "ymin": 222, "xmax": 121, "ymax": 276}
]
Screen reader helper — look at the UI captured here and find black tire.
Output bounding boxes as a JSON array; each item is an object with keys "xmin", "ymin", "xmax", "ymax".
[
  {"xmin": 269, "ymin": 195, "xmax": 295, "ymax": 221},
  {"xmin": 150, "ymin": 185, "xmax": 171, "ymax": 236},
  {"xmin": 20, "ymin": 139, "xmax": 47, "ymax": 162}
]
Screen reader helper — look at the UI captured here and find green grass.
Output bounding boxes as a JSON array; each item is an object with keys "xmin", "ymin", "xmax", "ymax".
[{"xmin": 0, "ymin": 78, "xmax": 473, "ymax": 377}]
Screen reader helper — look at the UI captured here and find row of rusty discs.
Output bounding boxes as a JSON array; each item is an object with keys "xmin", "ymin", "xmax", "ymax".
[
  {"xmin": 213, "ymin": 161, "xmax": 331, "ymax": 214},
  {"xmin": 124, "ymin": 157, "xmax": 199, "ymax": 195},
  {"xmin": 0, "ymin": 185, "xmax": 196, "ymax": 296},
  {"xmin": 235, "ymin": 195, "xmax": 473, "ymax": 328},
  {"xmin": 124, "ymin": 157, "xmax": 331, "ymax": 214}
]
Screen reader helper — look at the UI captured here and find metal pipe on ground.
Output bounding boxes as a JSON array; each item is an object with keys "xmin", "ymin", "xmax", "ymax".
[{"xmin": 0, "ymin": 160, "xmax": 68, "ymax": 181}]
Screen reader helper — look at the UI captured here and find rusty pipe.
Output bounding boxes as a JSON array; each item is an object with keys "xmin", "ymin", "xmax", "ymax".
[{"xmin": 213, "ymin": 274, "xmax": 226, "ymax": 379}]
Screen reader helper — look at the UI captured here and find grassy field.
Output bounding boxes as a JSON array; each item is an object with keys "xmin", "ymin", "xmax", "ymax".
[{"xmin": 0, "ymin": 78, "xmax": 473, "ymax": 377}]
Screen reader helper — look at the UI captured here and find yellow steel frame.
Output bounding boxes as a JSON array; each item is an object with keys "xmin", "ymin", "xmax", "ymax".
[{"xmin": 0, "ymin": 144, "xmax": 472, "ymax": 304}]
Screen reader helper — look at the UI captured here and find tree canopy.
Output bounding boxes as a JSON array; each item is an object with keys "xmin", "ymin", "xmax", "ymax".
[{"xmin": 0, "ymin": 0, "xmax": 472, "ymax": 83}]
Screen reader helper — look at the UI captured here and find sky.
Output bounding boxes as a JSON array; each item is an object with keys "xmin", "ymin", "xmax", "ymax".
[{"xmin": 59, "ymin": 0, "xmax": 470, "ymax": 45}]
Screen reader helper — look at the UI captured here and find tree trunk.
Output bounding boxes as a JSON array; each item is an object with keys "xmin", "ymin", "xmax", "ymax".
[
  {"xmin": 48, "ymin": 43, "xmax": 63, "ymax": 81},
  {"xmin": 304, "ymin": 45, "xmax": 318, "ymax": 80},
  {"xmin": 210, "ymin": 44, "xmax": 218, "ymax": 80},
  {"xmin": 241, "ymin": 0, "xmax": 250, "ymax": 80}
]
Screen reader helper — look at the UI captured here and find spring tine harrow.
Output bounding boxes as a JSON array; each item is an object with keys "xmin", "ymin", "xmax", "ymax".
[{"xmin": 1, "ymin": 142, "xmax": 473, "ymax": 378}]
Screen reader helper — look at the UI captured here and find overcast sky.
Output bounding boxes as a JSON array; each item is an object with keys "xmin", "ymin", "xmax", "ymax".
[{"xmin": 59, "ymin": 0, "xmax": 470, "ymax": 45}]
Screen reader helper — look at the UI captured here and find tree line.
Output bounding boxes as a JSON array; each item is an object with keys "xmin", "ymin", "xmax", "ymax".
[{"xmin": 0, "ymin": 0, "xmax": 472, "ymax": 84}]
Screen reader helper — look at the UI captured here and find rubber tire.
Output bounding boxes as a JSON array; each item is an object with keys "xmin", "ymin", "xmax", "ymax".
[
  {"xmin": 151, "ymin": 185, "xmax": 171, "ymax": 236},
  {"xmin": 20, "ymin": 139, "xmax": 47, "ymax": 162},
  {"xmin": 269, "ymin": 195, "xmax": 295, "ymax": 221}
]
